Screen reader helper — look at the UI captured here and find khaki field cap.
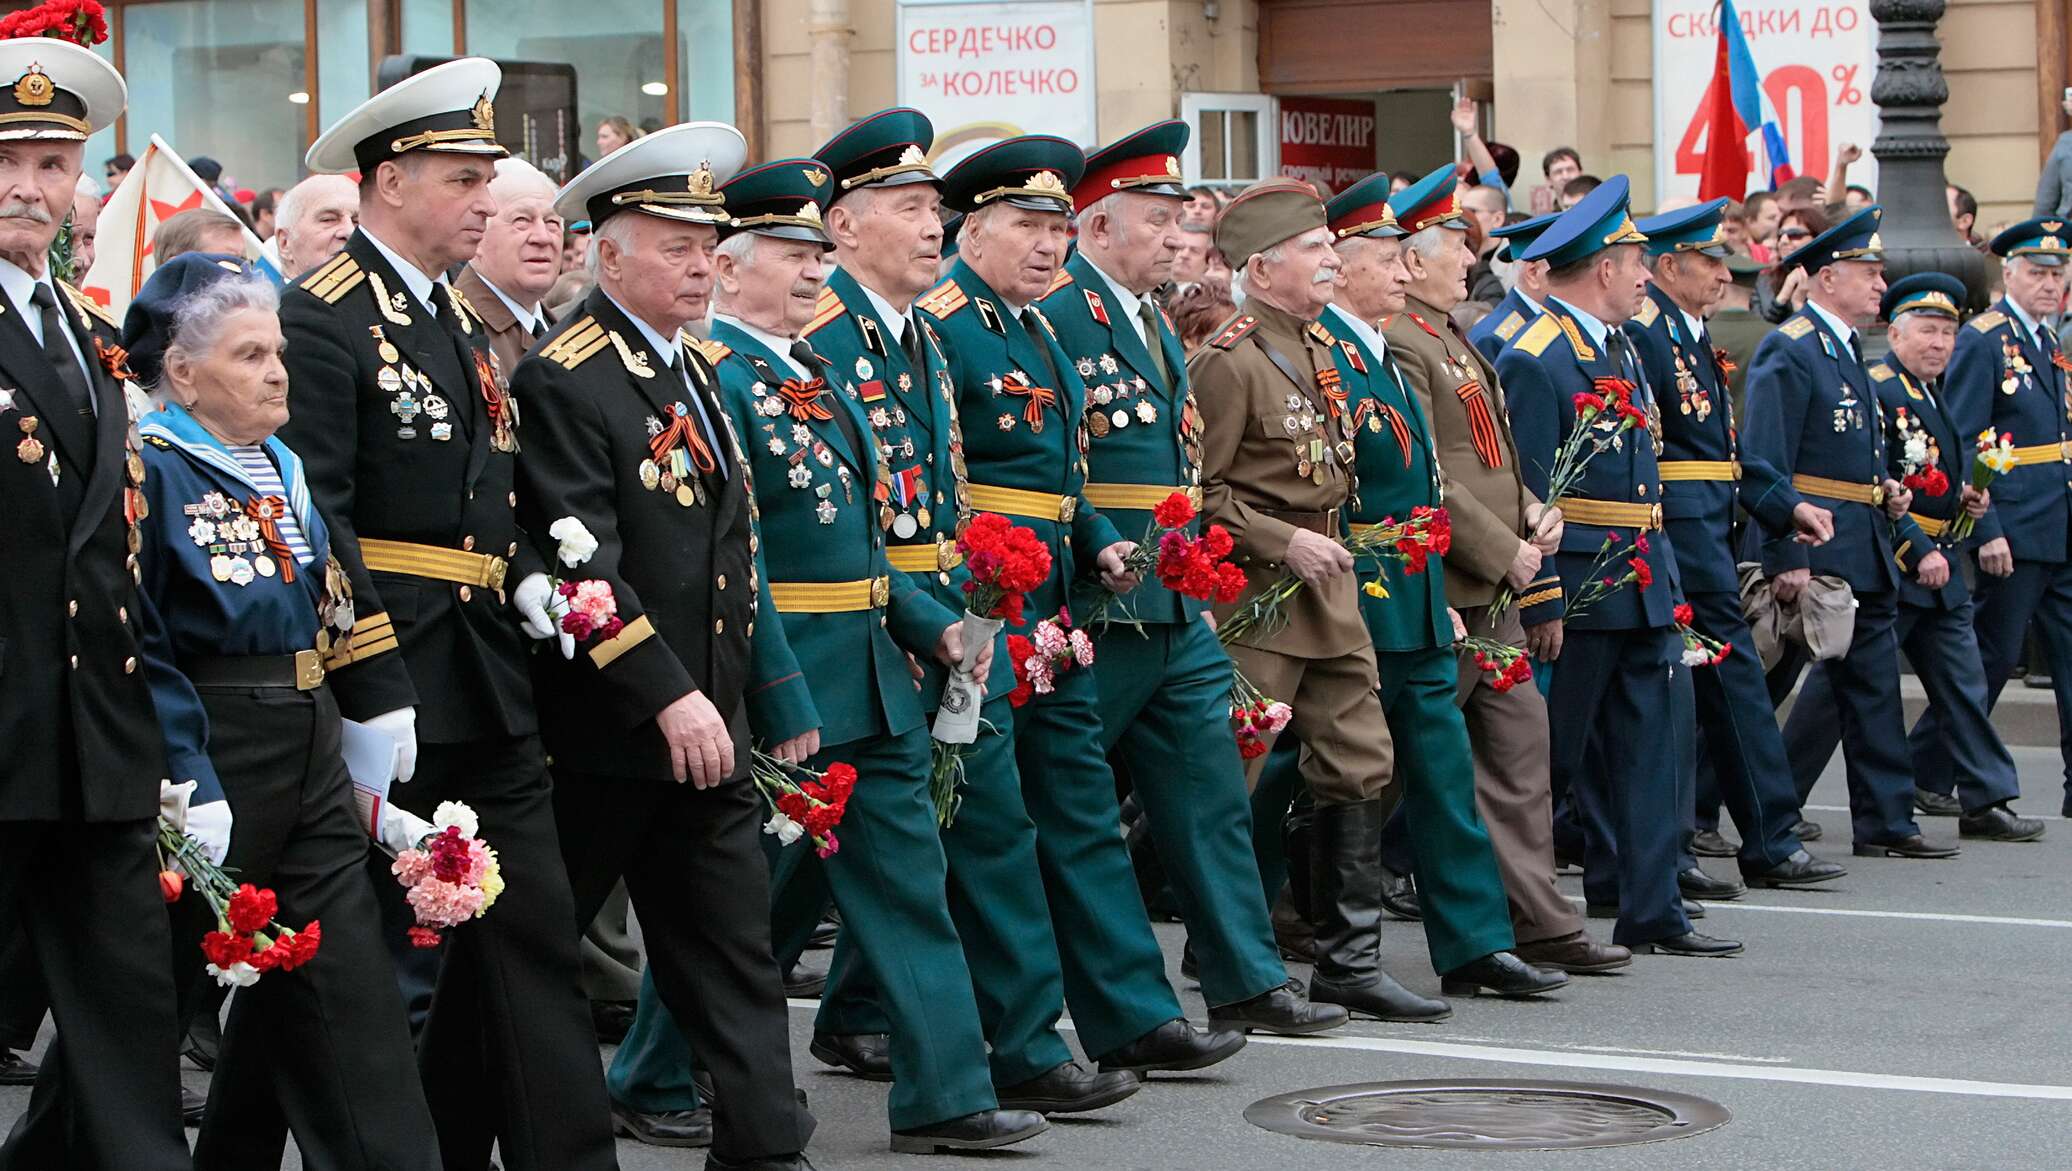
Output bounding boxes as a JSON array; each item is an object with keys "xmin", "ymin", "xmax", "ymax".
[{"xmin": 1214, "ymin": 178, "xmax": 1327, "ymax": 269}]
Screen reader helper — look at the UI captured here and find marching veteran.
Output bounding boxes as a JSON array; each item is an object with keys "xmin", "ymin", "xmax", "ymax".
[
  {"xmin": 1188, "ymin": 177, "xmax": 1443, "ymax": 1022},
  {"xmin": 455, "ymin": 156, "xmax": 565, "ymax": 374},
  {"xmin": 125, "ymin": 254, "xmax": 440, "ymax": 1170},
  {"xmin": 1740, "ymin": 206, "xmax": 1955, "ymax": 860},
  {"xmin": 280, "ymin": 58, "xmax": 618, "ymax": 1169},
  {"xmin": 511, "ymin": 124, "xmax": 820, "ymax": 1170},
  {"xmin": 924, "ymin": 135, "xmax": 1245, "ymax": 1073},
  {"xmin": 1624, "ymin": 198, "xmax": 1845, "ymax": 893},
  {"xmin": 1498, "ymin": 176, "xmax": 1738, "ymax": 957},
  {"xmin": 1034, "ymin": 120, "xmax": 1344, "ymax": 1036},
  {"xmin": 1466, "ymin": 211, "xmax": 1556, "ymax": 363},
  {"xmin": 1381, "ymin": 166, "xmax": 1623, "ymax": 975},
  {"xmin": 0, "ymin": 36, "xmax": 195, "ymax": 1169},
  {"xmin": 1926, "ymin": 218, "xmax": 2072, "ymax": 818},
  {"xmin": 1783, "ymin": 273, "xmax": 2044, "ymax": 844}
]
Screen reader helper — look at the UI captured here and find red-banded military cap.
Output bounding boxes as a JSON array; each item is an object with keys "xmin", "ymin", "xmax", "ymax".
[{"xmin": 1073, "ymin": 120, "xmax": 1190, "ymax": 213}]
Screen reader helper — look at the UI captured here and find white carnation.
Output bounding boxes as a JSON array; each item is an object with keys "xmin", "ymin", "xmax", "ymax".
[
  {"xmin": 763, "ymin": 812, "xmax": 805, "ymax": 845},
  {"xmin": 549, "ymin": 516, "xmax": 599, "ymax": 567},
  {"xmin": 432, "ymin": 801, "xmax": 479, "ymax": 839}
]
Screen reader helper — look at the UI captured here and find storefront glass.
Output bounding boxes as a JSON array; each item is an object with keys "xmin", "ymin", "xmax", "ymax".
[{"xmin": 122, "ymin": 0, "xmax": 308, "ymax": 190}]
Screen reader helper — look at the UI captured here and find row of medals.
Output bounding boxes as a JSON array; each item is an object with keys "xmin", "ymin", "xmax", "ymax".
[
  {"xmin": 1673, "ymin": 351, "xmax": 1714, "ymax": 420},
  {"xmin": 184, "ymin": 492, "xmax": 276, "ymax": 586},
  {"xmin": 1281, "ymin": 391, "xmax": 1351, "ymax": 485},
  {"xmin": 640, "ymin": 411, "xmax": 709, "ymax": 509},
  {"xmin": 376, "ymin": 333, "xmax": 458, "ymax": 443},
  {"xmin": 1075, "ymin": 353, "xmax": 1159, "ymax": 438}
]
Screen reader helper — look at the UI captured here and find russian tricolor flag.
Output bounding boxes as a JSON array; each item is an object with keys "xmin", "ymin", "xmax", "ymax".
[{"xmin": 1699, "ymin": 0, "xmax": 1795, "ymax": 201}]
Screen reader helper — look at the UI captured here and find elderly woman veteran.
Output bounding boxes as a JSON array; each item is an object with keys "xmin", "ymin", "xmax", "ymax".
[{"xmin": 125, "ymin": 254, "xmax": 438, "ymax": 1171}]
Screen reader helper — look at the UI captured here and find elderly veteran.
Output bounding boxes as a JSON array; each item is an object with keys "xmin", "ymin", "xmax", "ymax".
[
  {"xmin": 123, "ymin": 254, "xmax": 440, "ymax": 1171},
  {"xmin": 456, "ymin": 157, "xmax": 564, "ymax": 373},
  {"xmin": 1923, "ymin": 219, "xmax": 2072, "ymax": 818},
  {"xmin": 1188, "ymin": 177, "xmax": 1447, "ymax": 1022},
  {"xmin": 1466, "ymin": 210, "xmax": 1556, "ymax": 363},
  {"xmin": 1784, "ymin": 275, "xmax": 2045, "ymax": 844}
]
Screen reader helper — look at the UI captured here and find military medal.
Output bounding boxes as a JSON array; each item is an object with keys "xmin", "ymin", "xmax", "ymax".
[
  {"xmin": 816, "ymin": 498, "xmax": 837, "ymax": 525},
  {"xmin": 855, "ymin": 356, "xmax": 874, "ymax": 380},
  {"xmin": 1076, "ymin": 357, "xmax": 1096, "ymax": 378},
  {"xmin": 1087, "ymin": 411, "xmax": 1110, "ymax": 438},
  {"xmin": 211, "ymin": 554, "xmax": 234, "ymax": 582},
  {"xmin": 370, "ymin": 326, "xmax": 401, "ymax": 365},
  {"xmin": 391, "ymin": 390, "xmax": 421, "ymax": 438},
  {"xmin": 254, "ymin": 556, "xmax": 276, "ymax": 578},
  {"xmin": 15, "ymin": 414, "xmax": 39, "ymax": 463},
  {"xmin": 1135, "ymin": 401, "xmax": 1157, "ymax": 425},
  {"xmin": 377, "ymin": 367, "xmax": 403, "ymax": 394},
  {"xmin": 676, "ymin": 484, "xmax": 696, "ymax": 507},
  {"xmin": 1098, "ymin": 354, "xmax": 1119, "ymax": 376},
  {"xmin": 640, "ymin": 459, "xmax": 661, "ymax": 490},
  {"xmin": 893, "ymin": 512, "xmax": 919, "ymax": 538},
  {"xmin": 1111, "ymin": 409, "xmax": 1130, "ymax": 430},
  {"xmin": 787, "ymin": 463, "xmax": 812, "ymax": 488}
]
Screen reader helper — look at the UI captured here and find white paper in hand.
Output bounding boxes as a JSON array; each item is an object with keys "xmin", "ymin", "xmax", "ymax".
[{"xmin": 341, "ymin": 719, "xmax": 400, "ymax": 837}]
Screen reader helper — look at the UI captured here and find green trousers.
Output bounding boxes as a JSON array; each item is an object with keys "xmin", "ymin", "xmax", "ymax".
[
  {"xmin": 1092, "ymin": 619, "xmax": 1287, "ymax": 1007},
  {"xmin": 1252, "ymin": 645, "xmax": 1514, "ymax": 974},
  {"xmin": 606, "ymin": 727, "xmax": 997, "ymax": 1131}
]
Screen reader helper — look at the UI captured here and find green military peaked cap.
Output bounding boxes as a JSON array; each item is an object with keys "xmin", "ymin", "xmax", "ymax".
[
  {"xmin": 939, "ymin": 135, "xmax": 1084, "ymax": 215},
  {"xmin": 815, "ymin": 107, "xmax": 942, "ymax": 198},
  {"xmin": 717, "ymin": 157, "xmax": 834, "ymax": 246}
]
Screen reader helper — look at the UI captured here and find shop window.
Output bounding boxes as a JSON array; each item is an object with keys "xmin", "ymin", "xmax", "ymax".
[
  {"xmin": 1181, "ymin": 93, "xmax": 1276, "ymax": 187},
  {"xmin": 121, "ymin": 1, "xmax": 309, "ymax": 191}
]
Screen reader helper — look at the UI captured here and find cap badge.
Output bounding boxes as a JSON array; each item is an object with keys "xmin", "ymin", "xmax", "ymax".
[
  {"xmin": 471, "ymin": 94, "xmax": 495, "ymax": 133},
  {"xmin": 898, "ymin": 144, "xmax": 927, "ymax": 168},
  {"xmin": 13, "ymin": 65, "xmax": 53, "ymax": 109},
  {"xmin": 1027, "ymin": 170, "xmax": 1067, "ymax": 196},
  {"xmin": 802, "ymin": 167, "xmax": 828, "ymax": 188},
  {"xmin": 798, "ymin": 201, "xmax": 823, "ymax": 224},
  {"xmin": 1165, "ymin": 155, "xmax": 1181, "ymax": 178},
  {"xmin": 2044, "ymin": 221, "xmax": 2065, "ymax": 233}
]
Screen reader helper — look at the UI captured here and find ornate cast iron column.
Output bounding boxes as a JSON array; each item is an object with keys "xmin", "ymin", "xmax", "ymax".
[{"xmin": 1868, "ymin": 0, "xmax": 1989, "ymax": 308}]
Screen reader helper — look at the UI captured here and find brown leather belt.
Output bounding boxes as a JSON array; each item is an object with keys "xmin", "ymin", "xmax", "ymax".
[{"xmin": 1262, "ymin": 506, "xmax": 1340, "ymax": 535}]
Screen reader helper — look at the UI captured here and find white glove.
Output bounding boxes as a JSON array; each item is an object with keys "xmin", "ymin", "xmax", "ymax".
[
  {"xmin": 377, "ymin": 802, "xmax": 435, "ymax": 855},
  {"xmin": 513, "ymin": 572, "xmax": 575, "ymax": 660},
  {"xmin": 185, "ymin": 800, "xmax": 234, "ymax": 866},
  {"xmin": 365, "ymin": 706, "xmax": 419, "ymax": 783},
  {"xmin": 159, "ymin": 778, "xmax": 198, "ymax": 829}
]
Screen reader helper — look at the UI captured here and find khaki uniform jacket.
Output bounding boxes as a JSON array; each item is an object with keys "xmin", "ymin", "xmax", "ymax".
[
  {"xmin": 455, "ymin": 264, "xmax": 556, "ymax": 379},
  {"xmin": 1383, "ymin": 293, "xmax": 1539, "ymax": 608},
  {"xmin": 1188, "ymin": 298, "xmax": 1366, "ymax": 659}
]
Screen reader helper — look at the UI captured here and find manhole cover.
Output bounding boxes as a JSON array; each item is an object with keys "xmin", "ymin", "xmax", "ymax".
[{"xmin": 1245, "ymin": 1079, "xmax": 1729, "ymax": 1150}]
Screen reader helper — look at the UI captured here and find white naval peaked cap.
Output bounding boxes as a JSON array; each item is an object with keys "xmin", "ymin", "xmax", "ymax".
[
  {"xmin": 0, "ymin": 38, "xmax": 125, "ymax": 141},
  {"xmin": 305, "ymin": 56, "xmax": 505, "ymax": 175},
  {"xmin": 554, "ymin": 121, "xmax": 747, "ymax": 230}
]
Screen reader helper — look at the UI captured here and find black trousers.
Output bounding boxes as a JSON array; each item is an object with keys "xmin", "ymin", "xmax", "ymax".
[
  {"xmin": 173, "ymin": 684, "xmax": 440, "ymax": 1171},
  {"xmin": 0, "ymin": 928, "xmax": 45, "ymax": 1053},
  {"xmin": 0, "ymin": 819, "xmax": 190, "ymax": 1171},
  {"xmin": 557, "ymin": 766, "xmax": 813, "ymax": 1163}
]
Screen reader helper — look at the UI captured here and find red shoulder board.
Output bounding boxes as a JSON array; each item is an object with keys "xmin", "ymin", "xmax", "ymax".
[
  {"xmin": 1339, "ymin": 340, "xmax": 1367, "ymax": 373},
  {"xmin": 1084, "ymin": 288, "xmax": 1109, "ymax": 326},
  {"xmin": 1407, "ymin": 312, "xmax": 1444, "ymax": 340},
  {"xmin": 1209, "ymin": 315, "xmax": 1258, "ymax": 350}
]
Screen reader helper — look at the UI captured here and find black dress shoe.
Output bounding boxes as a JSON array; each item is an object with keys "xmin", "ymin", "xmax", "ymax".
[
  {"xmin": 591, "ymin": 999, "xmax": 635, "ymax": 1045},
  {"xmin": 1095, "ymin": 1018, "xmax": 1247, "ymax": 1074},
  {"xmin": 1207, "ymin": 978, "xmax": 1348, "ymax": 1035},
  {"xmin": 784, "ymin": 959, "xmax": 828, "ymax": 998},
  {"xmin": 1378, "ymin": 868, "xmax": 1422, "ymax": 920},
  {"xmin": 1636, "ymin": 932, "xmax": 1744, "ymax": 957},
  {"xmin": 1677, "ymin": 866, "xmax": 1746, "ymax": 901},
  {"xmin": 1852, "ymin": 834, "xmax": 1960, "ymax": 859},
  {"xmin": 809, "ymin": 1031, "xmax": 893, "ymax": 1081},
  {"xmin": 609, "ymin": 1100, "xmax": 712, "ymax": 1148},
  {"xmin": 1440, "ymin": 951, "xmax": 1569, "ymax": 998},
  {"xmin": 1913, "ymin": 788, "xmax": 1962, "ymax": 817},
  {"xmin": 1792, "ymin": 818, "xmax": 1823, "ymax": 841},
  {"xmin": 1690, "ymin": 829, "xmax": 1739, "ymax": 858},
  {"xmin": 1743, "ymin": 849, "xmax": 1846, "ymax": 888},
  {"xmin": 1958, "ymin": 803, "xmax": 2047, "ymax": 842},
  {"xmin": 807, "ymin": 911, "xmax": 840, "ymax": 949},
  {"xmin": 705, "ymin": 1153, "xmax": 811, "ymax": 1171},
  {"xmin": 1512, "ymin": 933, "xmax": 1632, "ymax": 974},
  {"xmin": 181, "ymin": 1085, "xmax": 207, "ymax": 1128},
  {"xmin": 1179, "ymin": 941, "xmax": 1198, "ymax": 982},
  {"xmin": 995, "ymin": 1060, "xmax": 1139, "ymax": 1114},
  {"xmin": 890, "ymin": 1108, "xmax": 1048, "ymax": 1154},
  {"xmin": 1588, "ymin": 900, "xmax": 1703, "ymax": 921},
  {"xmin": 1682, "ymin": 897, "xmax": 1706, "ymax": 919},
  {"xmin": 0, "ymin": 1049, "xmax": 35, "ymax": 1086},
  {"xmin": 1310, "ymin": 973, "xmax": 1451, "ymax": 1023}
]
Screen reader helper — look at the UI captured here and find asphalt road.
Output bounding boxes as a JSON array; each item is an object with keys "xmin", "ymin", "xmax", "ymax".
[{"xmin": 7, "ymin": 686, "xmax": 2071, "ymax": 1169}]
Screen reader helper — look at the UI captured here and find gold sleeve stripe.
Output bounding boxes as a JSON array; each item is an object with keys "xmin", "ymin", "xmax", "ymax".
[
  {"xmin": 589, "ymin": 614, "xmax": 655, "ymax": 669},
  {"xmin": 1519, "ymin": 586, "xmax": 1563, "ymax": 608}
]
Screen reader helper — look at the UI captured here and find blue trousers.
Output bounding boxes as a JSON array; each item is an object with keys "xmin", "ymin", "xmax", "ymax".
[
  {"xmin": 1765, "ymin": 590, "xmax": 1923, "ymax": 845},
  {"xmin": 1793, "ymin": 595, "xmax": 2020, "ymax": 812},
  {"xmin": 1681, "ymin": 589, "xmax": 1806, "ymax": 871},
  {"xmin": 1916, "ymin": 558, "xmax": 2072, "ymax": 804}
]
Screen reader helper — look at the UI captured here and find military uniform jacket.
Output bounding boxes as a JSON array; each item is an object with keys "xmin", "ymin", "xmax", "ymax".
[
  {"xmin": 1499, "ymin": 300, "xmax": 1681, "ymax": 631},
  {"xmin": 279, "ymin": 231, "xmax": 546, "ymax": 742},
  {"xmin": 135, "ymin": 403, "xmax": 348, "ymax": 806},
  {"xmin": 1869, "ymin": 356, "xmax": 1968, "ymax": 611},
  {"xmin": 1322, "ymin": 305, "xmax": 1449, "ymax": 653},
  {"xmin": 1383, "ymin": 294, "xmax": 1549, "ymax": 613},
  {"xmin": 1467, "ymin": 287, "xmax": 1542, "ymax": 366},
  {"xmin": 455, "ymin": 263, "xmax": 556, "ymax": 381},
  {"xmin": 919, "ymin": 260, "xmax": 1123, "ymax": 624},
  {"xmin": 1625, "ymin": 284, "xmax": 1795, "ymax": 595},
  {"xmin": 1035, "ymin": 253, "xmax": 1207, "ymax": 627},
  {"xmin": 512, "ymin": 289, "xmax": 814, "ymax": 782},
  {"xmin": 1944, "ymin": 299, "xmax": 2071, "ymax": 560},
  {"xmin": 704, "ymin": 317, "xmax": 958, "ymax": 749},
  {"xmin": 0, "ymin": 279, "xmax": 171, "ymax": 822},
  {"xmin": 801, "ymin": 267, "xmax": 1015, "ymax": 704},
  {"xmin": 1740, "ymin": 306, "xmax": 1921, "ymax": 590},
  {"xmin": 1187, "ymin": 298, "xmax": 1365, "ymax": 658}
]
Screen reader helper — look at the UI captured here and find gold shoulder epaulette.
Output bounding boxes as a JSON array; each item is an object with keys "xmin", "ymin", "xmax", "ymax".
[
  {"xmin": 1208, "ymin": 314, "xmax": 1257, "ymax": 350},
  {"xmin": 802, "ymin": 287, "xmax": 845, "ymax": 336},
  {"xmin": 916, "ymin": 281, "xmax": 968, "ymax": 319},
  {"xmin": 1493, "ymin": 311, "xmax": 1524, "ymax": 341},
  {"xmin": 540, "ymin": 316, "xmax": 609, "ymax": 370},
  {"xmin": 1043, "ymin": 269, "xmax": 1073, "ymax": 297},
  {"xmin": 1869, "ymin": 363, "xmax": 1895, "ymax": 382},
  {"xmin": 1307, "ymin": 320, "xmax": 1336, "ymax": 346},
  {"xmin": 1968, "ymin": 309, "xmax": 2006, "ymax": 334},
  {"xmin": 1779, "ymin": 316, "xmax": 1815, "ymax": 339},
  {"xmin": 59, "ymin": 281, "xmax": 116, "ymax": 328},
  {"xmin": 1514, "ymin": 313, "xmax": 1562, "ymax": 358},
  {"xmin": 693, "ymin": 338, "xmax": 733, "ymax": 366},
  {"xmin": 1633, "ymin": 298, "xmax": 1660, "ymax": 327},
  {"xmin": 144, "ymin": 433, "xmax": 171, "ymax": 448},
  {"xmin": 302, "ymin": 252, "xmax": 365, "ymax": 304}
]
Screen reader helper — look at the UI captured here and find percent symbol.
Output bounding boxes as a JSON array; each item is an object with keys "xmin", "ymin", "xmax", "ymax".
[{"xmin": 1832, "ymin": 65, "xmax": 1862, "ymax": 105}]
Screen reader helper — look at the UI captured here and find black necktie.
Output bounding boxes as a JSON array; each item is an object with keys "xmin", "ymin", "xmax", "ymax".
[
  {"xmin": 1018, "ymin": 309, "xmax": 1059, "ymax": 386},
  {"xmin": 1847, "ymin": 331, "xmax": 1865, "ymax": 371},
  {"xmin": 30, "ymin": 284, "xmax": 92, "ymax": 420},
  {"xmin": 529, "ymin": 317, "xmax": 547, "ymax": 340},
  {"xmin": 899, "ymin": 315, "xmax": 924, "ymax": 371}
]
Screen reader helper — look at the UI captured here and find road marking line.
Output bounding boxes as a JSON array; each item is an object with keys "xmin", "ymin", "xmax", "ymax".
[
  {"xmin": 1802, "ymin": 802, "xmax": 2065, "ymax": 822},
  {"xmin": 1559, "ymin": 894, "xmax": 2072, "ymax": 929},
  {"xmin": 1432, "ymin": 1034, "xmax": 1793, "ymax": 1064}
]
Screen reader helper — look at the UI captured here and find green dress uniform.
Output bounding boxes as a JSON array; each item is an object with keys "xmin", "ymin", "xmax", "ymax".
[
  {"xmin": 920, "ymin": 137, "xmax": 1194, "ymax": 1063},
  {"xmin": 1032, "ymin": 122, "xmax": 1294, "ymax": 1016}
]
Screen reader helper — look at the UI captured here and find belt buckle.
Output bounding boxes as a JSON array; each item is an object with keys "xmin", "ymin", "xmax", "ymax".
[
  {"xmin": 294, "ymin": 648, "xmax": 325, "ymax": 691},
  {"xmin": 1730, "ymin": 459, "xmax": 1743, "ymax": 481},
  {"xmin": 1650, "ymin": 503, "xmax": 1664, "ymax": 528},
  {"xmin": 870, "ymin": 575, "xmax": 890, "ymax": 608},
  {"xmin": 1058, "ymin": 496, "xmax": 1076, "ymax": 523},
  {"xmin": 937, "ymin": 539, "xmax": 963, "ymax": 572},
  {"xmin": 1870, "ymin": 483, "xmax": 1886, "ymax": 506},
  {"xmin": 1187, "ymin": 485, "xmax": 1204, "ymax": 510},
  {"xmin": 485, "ymin": 555, "xmax": 508, "ymax": 591}
]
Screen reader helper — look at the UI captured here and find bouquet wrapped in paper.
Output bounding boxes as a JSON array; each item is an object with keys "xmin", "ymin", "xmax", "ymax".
[{"xmin": 932, "ymin": 513, "xmax": 1049, "ymax": 743}]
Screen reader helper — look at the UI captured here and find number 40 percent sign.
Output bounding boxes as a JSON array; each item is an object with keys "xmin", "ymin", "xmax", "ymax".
[{"xmin": 1675, "ymin": 62, "xmax": 1863, "ymax": 183}]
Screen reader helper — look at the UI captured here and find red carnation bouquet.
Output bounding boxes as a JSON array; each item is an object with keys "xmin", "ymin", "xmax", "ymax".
[
  {"xmin": 1673, "ymin": 602, "xmax": 1732, "ymax": 668},
  {"xmin": 1083, "ymin": 492, "xmax": 1246, "ymax": 628},
  {"xmin": 1557, "ymin": 529, "xmax": 1656, "ymax": 625},
  {"xmin": 1892, "ymin": 407, "xmax": 1949, "ymax": 500},
  {"xmin": 1460, "ymin": 635, "xmax": 1534, "ymax": 693},
  {"xmin": 1229, "ymin": 667, "xmax": 1293, "ymax": 760},
  {"xmin": 157, "ymin": 821, "xmax": 320, "ymax": 988},
  {"xmin": 1007, "ymin": 614, "xmax": 1095, "ymax": 707},
  {"xmin": 752, "ymin": 750, "xmax": 856, "ymax": 858},
  {"xmin": 934, "ymin": 513, "xmax": 1051, "ymax": 743},
  {"xmin": 1489, "ymin": 382, "xmax": 1647, "ymax": 619},
  {"xmin": 0, "ymin": 0, "xmax": 108, "ymax": 45},
  {"xmin": 1215, "ymin": 507, "xmax": 1449, "ymax": 644}
]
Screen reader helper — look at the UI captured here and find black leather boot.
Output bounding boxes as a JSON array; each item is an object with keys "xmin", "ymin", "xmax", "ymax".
[{"xmin": 1305, "ymin": 799, "xmax": 1450, "ymax": 1023}]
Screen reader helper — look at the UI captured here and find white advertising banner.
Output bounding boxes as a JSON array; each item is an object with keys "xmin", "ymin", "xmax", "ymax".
[{"xmin": 896, "ymin": 0, "xmax": 1096, "ymax": 171}]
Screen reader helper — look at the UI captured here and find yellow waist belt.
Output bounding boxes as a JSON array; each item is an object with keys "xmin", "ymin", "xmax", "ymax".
[
  {"xmin": 1554, "ymin": 497, "xmax": 1663, "ymax": 530},
  {"xmin": 969, "ymin": 483, "xmax": 1076, "ymax": 523},
  {"xmin": 1081, "ymin": 483, "xmax": 1203, "ymax": 512},
  {"xmin": 768, "ymin": 576, "xmax": 891, "ymax": 613},
  {"xmin": 1791, "ymin": 474, "xmax": 1885, "ymax": 506},
  {"xmin": 2007, "ymin": 440, "xmax": 2072, "ymax": 467},
  {"xmin": 1658, "ymin": 460, "xmax": 1741, "ymax": 482},
  {"xmin": 1909, "ymin": 513, "xmax": 1947, "ymax": 538},
  {"xmin": 359, "ymin": 538, "xmax": 508, "ymax": 590},
  {"xmin": 885, "ymin": 541, "xmax": 964, "ymax": 574}
]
